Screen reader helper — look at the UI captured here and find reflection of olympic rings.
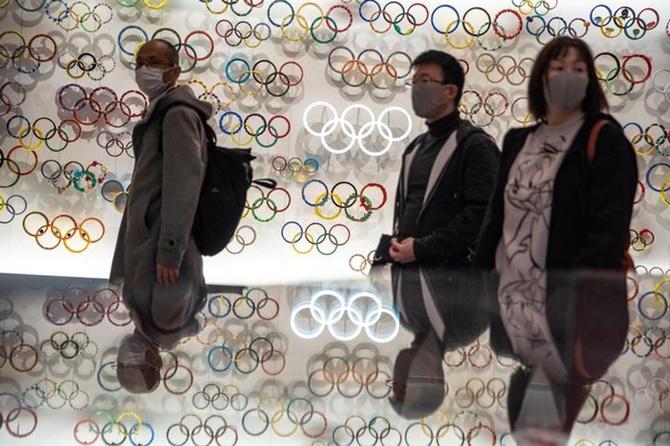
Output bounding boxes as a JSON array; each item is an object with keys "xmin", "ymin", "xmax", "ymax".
[
  {"xmin": 208, "ymin": 335, "xmax": 286, "ymax": 375},
  {"xmin": 307, "ymin": 353, "xmax": 393, "ymax": 399},
  {"xmin": 290, "ymin": 290, "xmax": 400, "ymax": 343},
  {"xmin": 281, "ymin": 221, "xmax": 351, "ymax": 255},
  {"xmin": 224, "ymin": 225, "xmax": 257, "ymax": 255},
  {"xmin": 44, "ymin": 287, "xmax": 131, "ymax": 327},
  {"xmin": 302, "ymin": 101, "xmax": 412, "ymax": 156},
  {"xmin": 22, "ymin": 211, "xmax": 105, "ymax": 252},
  {"xmin": 207, "ymin": 287, "xmax": 279, "ymax": 321},
  {"xmin": 39, "ymin": 330, "xmax": 99, "ymax": 360},
  {"xmin": 327, "ymin": 46, "xmax": 412, "ymax": 90}
]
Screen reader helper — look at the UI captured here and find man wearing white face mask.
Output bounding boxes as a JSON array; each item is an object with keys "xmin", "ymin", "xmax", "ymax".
[
  {"xmin": 110, "ymin": 39, "xmax": 212, "ymax": 392},
  {"xmin": 385, "ymin": 50, "xmax": 499, "ymax": 268}
]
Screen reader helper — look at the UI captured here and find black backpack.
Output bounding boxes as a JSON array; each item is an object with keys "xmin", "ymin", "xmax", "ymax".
[{"xmin": 158, "ymin": 106, "xmax": 276, "ymax": 256}]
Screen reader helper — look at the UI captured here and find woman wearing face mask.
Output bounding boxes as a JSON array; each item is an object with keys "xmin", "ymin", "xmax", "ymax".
[{"xmin": 473, "ymin": 37, "xmax": 637, "ymax": 442}]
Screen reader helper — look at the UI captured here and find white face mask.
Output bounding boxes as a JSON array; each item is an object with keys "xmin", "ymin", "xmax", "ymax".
[
  {"xmin": 543, "ymin": 71, "xmax": 588, "ymax": 112},
  {"xmin": 135, "ymin": 65, "xmax": 173, "ymax": 99}
]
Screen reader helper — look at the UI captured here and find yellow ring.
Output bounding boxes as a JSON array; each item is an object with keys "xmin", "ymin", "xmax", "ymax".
[{"xmin": 314, "ymin": 192, "xmax": 343, "ymax": 220}]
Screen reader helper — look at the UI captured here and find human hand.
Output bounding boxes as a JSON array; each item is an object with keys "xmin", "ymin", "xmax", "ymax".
[
  {"xmin": 390, "ymin": 237, "xmax": 416, "ymax": 263},
  {"xmin": 156, "ymin": 264, "xmax": 179, "ymax": 286}
]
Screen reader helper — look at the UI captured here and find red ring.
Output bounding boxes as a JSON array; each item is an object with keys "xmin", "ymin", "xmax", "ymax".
[
  {"xmin": 622, "ymin": 54, "xmax": 652, "ymax": 85},
  {"xmin": 267, "ymin": 114, "xmax": 291, "ymax": 138},
  {"xmin": 600, "ymin": 393, "xmax": 630, "ymax": 425},
  {"xmin": 278, "ymin": 60, "xmax": 304, "ymax": 87}
]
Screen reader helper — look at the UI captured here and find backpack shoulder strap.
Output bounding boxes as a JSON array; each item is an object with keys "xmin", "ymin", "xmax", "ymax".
[
  {"xmin": 155, "ymin": 100, "xmax": 215, "ymax": 150},
  {"xmin": 586, "ymin": 119, "xmax": 609, "ymax": 163}
]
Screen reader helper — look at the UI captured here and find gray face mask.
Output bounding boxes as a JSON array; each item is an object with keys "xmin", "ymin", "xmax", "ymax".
[
  {"xmin": 411, "ymin": 83, "xmax": 449, "ymax": 118},
  {"xmin": 543, "ymin": 72, "xmax": 588, "ymax": 112}
]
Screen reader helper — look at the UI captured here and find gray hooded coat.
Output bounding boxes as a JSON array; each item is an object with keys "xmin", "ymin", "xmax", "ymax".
[{"xmin": 109, "ymin": 85, "xmax": 212, "ymax": 349}]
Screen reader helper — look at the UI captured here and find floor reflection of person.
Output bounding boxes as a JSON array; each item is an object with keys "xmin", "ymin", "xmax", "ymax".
[
  {"xmin": 474, "ymin": 37, "xmax": 637, "ymax": 444},
  {"xmin": 388, "ymin": 265, "xmax": 488, "ymax": 418}
]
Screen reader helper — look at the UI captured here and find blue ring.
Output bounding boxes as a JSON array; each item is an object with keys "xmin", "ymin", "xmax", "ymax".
[
  {"xmin": 638, "ymin": 291, "xmax": 668, "ymax": 321},
  {"xmin": 267, "ymin": 0, "xmax": 294, "ymax": 28},
  {"xmin": 117, "ymin": 26, "xmax": 149, "ymax": 57},
  {"xmin": 301, "ymin": 179, "xmax": 329, "ymax": 207},
  {"xmin": 281, "ymin": 221, "xmax": 303, "ymax": 244},
  {"xmin": 207, "ymin": 345, "xmax": 233, "ymax": 372},
  {"xmin": 129, "ymin": 422, "xmax": 155, "ymax": 446},
  {"xmin": 645, "ymin": 162, "xmax": 670, "ymax": 192},
  {"xmin": 303, "ymin": 157, "xmax": 320, "ymax": 173},
  {"xmin": 358, "ymin": 0, "xmax": 381, "ymax": 23},
  {"xmin": 218, "ymin": 111, "xmax": 243, "ymax": 135},
  {"xmin": 224, "ymin": 57, "xmax": 251, "ymax": 84},
  {"xmin": 589, "ymin": 4, "xmax": 613, "ymax": 27},
  {"xmin": 525, "ymin": 15, "xmax": 547, "ymax": 36},
  {"xmin": 431, "ymin": 4, "xmax": 460, "ymax": 34}
]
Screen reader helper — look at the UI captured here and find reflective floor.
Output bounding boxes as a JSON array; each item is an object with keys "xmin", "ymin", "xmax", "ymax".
[{"xmin": 0, "ymin": 267, "xmax": 668, "ymax": 445}]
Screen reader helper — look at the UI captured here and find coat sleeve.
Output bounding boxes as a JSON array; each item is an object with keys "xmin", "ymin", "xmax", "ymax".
[
  {"xmin": 156, "ymin": 105, "xmax": 206, "ymax": 268},
  {"xmin": 413, "ymin": 133, "xmax": 500, "ymax": 262},
  {"xmin": 570, "ymin": 123, "xmax": 638, "ymax": 269}
]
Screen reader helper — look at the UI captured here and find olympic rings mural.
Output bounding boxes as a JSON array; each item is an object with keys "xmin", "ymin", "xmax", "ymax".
[
  {"xmin": 0, "ymin": 0, "xmax": 669, "ymax": 285},
  {"xmin": 1, "ymin": 1, "xmax": 670, "ymax": 443}
]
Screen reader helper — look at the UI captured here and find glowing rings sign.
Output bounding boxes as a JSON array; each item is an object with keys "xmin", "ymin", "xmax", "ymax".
[
  {"xmin": 290, "ymin": 290, "xmax": 400, "ymax": 343},
  {"xmin": 302, "ymin": 101, "xmax": 412, "ymax": 156}
]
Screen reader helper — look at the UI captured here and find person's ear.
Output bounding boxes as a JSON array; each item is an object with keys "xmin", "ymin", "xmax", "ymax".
[
  {"xmin": 163, "ymin": 65, "xmax": 181, "ymax": 84},
  {"xmin": 444, "ymin": 84, "xmax": 458, "ymax": 101}
]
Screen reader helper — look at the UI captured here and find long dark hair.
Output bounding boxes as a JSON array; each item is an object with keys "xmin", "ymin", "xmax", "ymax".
[{"xmin": 528, "ymin": 37, "xmax": 608, "ymax": 121}]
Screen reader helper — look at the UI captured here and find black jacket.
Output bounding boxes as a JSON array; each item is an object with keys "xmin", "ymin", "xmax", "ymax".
[
  {"xmin": 473, "ymin": 113, "xmax": 637, "ymax": 375},
  {"xmin": 394, "ymin": 120, "xmax": 500, "ymax": 267},
  {"xmin": 474, "ymin": 112, "xmax": 638, "ymax": 270}
]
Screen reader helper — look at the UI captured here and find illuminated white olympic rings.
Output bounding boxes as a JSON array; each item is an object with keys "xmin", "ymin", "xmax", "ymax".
[{"xmin": 302, "ymin": 101, "xmax": 412, "ymax": 157}]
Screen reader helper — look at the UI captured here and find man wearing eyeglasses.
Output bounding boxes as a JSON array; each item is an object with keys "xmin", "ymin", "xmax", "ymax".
[
  {"xmin": 109, "ymin": 39, "xmax": 211, "ymax": 393},
  {"xmin": 385, "ymin": 50, "xmax": 499, "ymax": 267}
]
